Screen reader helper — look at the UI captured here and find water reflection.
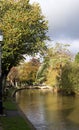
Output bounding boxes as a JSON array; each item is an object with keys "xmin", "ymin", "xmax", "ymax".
[{"xmin": 16, "ymin": 89, "xmax": 79, "ymax": 130}]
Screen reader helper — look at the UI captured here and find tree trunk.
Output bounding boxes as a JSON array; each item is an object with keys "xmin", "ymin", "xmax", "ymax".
[{"xmin": 2, "ymin": 74, "xmax": 7, "ymax": 92}]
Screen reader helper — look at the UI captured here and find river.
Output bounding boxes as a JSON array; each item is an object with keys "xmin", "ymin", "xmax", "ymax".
[{"xmin": 16, "ymin": 89, "xmax": 79, "ymax": 130}]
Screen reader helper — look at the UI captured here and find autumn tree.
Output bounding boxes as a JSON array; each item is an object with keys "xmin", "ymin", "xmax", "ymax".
[
  {"xmin": 36, "ymin": 43, "xmax": 71, "ymax": 86},
  {"xmin": 18, "ymin": 58, "xmax": 40, "ymax": 86},
  {"xmin": 0, "ymin": 0, "xmax": 48, "ymax": 85},
  {"xmin": 8, "ymin": 67, "xmax": 19, "ymax": 87}
]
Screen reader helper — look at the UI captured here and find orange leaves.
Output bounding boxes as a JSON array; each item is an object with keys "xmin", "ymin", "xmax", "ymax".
[{"xmin": 18, "ymin": 58, "xmax": 40, "ymax": 83}]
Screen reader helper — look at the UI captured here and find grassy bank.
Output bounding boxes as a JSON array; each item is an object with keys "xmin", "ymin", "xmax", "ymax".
[{"xmin": 0, "ymin": 88, "xmax": 35, "ymax": 130}]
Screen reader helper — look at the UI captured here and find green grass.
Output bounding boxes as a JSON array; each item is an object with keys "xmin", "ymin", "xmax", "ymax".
[
  {"xmin": 0, "ymin": 116, "xmax": 31, "ymax": 130},
  {"xmin": 0, "ymin": 88, "xmax": 32, "ymax": 130},
  {"xmin": 3, "ymin": 99, "xmax": 17, "ymax": 110}
]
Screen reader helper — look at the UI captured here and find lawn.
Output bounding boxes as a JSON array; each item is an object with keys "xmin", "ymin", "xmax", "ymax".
[{"xmin": 0, "ymin": 88, "xmax": 35, "ymax": 130}]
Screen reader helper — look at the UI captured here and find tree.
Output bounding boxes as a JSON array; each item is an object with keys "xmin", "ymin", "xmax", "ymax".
[
  {"xmin": 57, "ymin": 62, "xmax": 79, "ymax": 95},
  {"xmin": 7, "ymin": 67, "xmax": 19, "ymax": 87},
  {"xmin": 36, "ymin": 43, "xmax": 71, "ymax": 86},
  {"xmin": 18, "ymin": 58, "xmax": 40, "ymax": 86},
  {"xmin": 75, "ymin": 52, "xmax": 79, "ymax": 63},
  {"xmin": 57, "ymin": 63, "xmax": 73, "ymax": 94},
  {"xmin": 0, "ymin": 0, "xmax": 48, "ymax": 85},
  {"xmin": 68, "ymin": 63, "xmax": 79, "ymax": 94},
  {"xmin": 36, "ymin": 62, "xmax": 48, "ymax": 84}
]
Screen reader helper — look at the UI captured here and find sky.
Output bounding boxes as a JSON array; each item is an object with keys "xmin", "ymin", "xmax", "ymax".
[{"xmin": 30, "ymin": 0, "xmax": 79, "ymax": 54}]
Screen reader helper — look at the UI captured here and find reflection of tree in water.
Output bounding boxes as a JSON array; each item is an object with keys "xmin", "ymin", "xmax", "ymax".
[
  {"xmin": 68, "ymin": 96, "xmax": 79, "ymax": 125},
  {"xmin": 16, "ymin": 90, "xmax": 79, "ymax": 130},
  {"xmin": 44, "ymin": 95, "xmax": 79, "ymax": 130}
]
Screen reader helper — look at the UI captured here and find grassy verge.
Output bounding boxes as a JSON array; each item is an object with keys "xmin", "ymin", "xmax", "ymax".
[
  {"xmin": 0, "ymin": 88, "xmax": 33, "ymax": 130},
  {"xmin": 0, "ymin": 115, "xmax": 31, "ymax": 130}
]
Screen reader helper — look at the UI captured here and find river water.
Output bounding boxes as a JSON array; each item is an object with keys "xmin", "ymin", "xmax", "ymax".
[{"xmin": 16, "ymin": 89, "xmax": 79, "ymax": 130}]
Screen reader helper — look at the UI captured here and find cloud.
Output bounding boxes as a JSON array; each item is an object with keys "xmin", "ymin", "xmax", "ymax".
[
  {"xmin": 30, "ymin": 0, "xmax": 79, "ymax": 53},
  {"xmin": 31, "ymin": 0, "xmax": 79, "ymax": 38},
  {"xmin": 43, "ymin": 0, "xmax": 79, "ymax": 40},
  {"xmin": 55, "ymin": 39, "xmax": 79, "ymax": 53}
]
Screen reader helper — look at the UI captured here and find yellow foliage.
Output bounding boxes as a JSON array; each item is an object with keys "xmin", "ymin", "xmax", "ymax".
[{"xmin": 46, "ymin": 67, "xmax": 59, "ymax": 86}]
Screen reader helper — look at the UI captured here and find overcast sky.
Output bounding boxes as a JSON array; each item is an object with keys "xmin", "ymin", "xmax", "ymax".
[{"xmin": 30, "ymin": 0, "xmax": 79, "ymax": 54}]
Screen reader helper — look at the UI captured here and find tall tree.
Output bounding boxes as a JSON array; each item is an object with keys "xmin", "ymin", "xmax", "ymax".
[{"xmin": 0, "ymin": 0, "xmax": 48, "ymax": 84}]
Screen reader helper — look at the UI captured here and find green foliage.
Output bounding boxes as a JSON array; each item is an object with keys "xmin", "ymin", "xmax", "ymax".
[
  {"xmin": 75, "ymin": 52, "xmax": 79, "ymax": 63},
  {"xmin": 36, "ymin": 62, "xmax": 48, "ymax": 84},
  {"xmin": 57, "ymin": 63, "xmax": 73, "ymax": 92},
  {"xmin": 0, "ymin": 0, "xmax": 48, "ymax": 77},
  {"xmin": 57, "ymin": 62, "xmax": 79, "ymax": 94},
  {"xmin": 37, "ymin": 43, "xmax": 71, "ymax": 86},
  {"xmin": 69, "ymin": 63, "xmax": 79, "ymax": 93}
]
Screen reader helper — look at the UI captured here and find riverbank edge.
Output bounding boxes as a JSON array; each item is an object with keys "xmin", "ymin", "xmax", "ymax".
[
  {"xmin": 12, "ymin": 86, "xmax": 77, "ymax": 97},
  {"xmin": 13, "ymin": 100, "xmax": 36, "ymax": 130},
  {"xmin": 11, "ymin": 89, "xmax": 36, "ymax": 130},
  {"xmin": 12, "ymin": 86, "xmax": 53, "ymax": 97}
]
